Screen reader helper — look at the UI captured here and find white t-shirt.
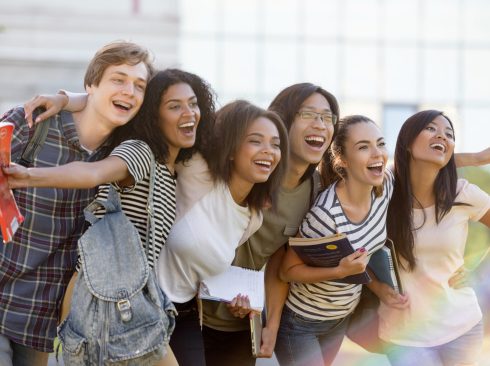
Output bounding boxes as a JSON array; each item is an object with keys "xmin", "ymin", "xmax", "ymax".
[
  {"xmin": 379, "ymin": 179, "xmax": 490, "ymax": 347},
  {"xmin": 286, "ymin": 170, "xmax": 394, "ymax": 320},
  {"xmin": 157, "ymin": 153, "xmax": 262, "ymax": 303}
]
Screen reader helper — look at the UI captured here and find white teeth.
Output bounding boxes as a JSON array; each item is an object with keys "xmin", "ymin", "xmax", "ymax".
[
  {"xmin": 179, "ymin": 122, "xmax": 195, "ymax": 128},
  {"xmin": 368, "ymin": 162, "xmax": 383, "ymax": 168},
  {"xmin": 305, "ymin": 136, "xmax": 325, "ymax": 143},
  {"xmin": 255, "ymin": 160, "xmax": 272, "ymax": 167},
  {"xmin": 430, "ymin": 143, "xmax": 446, "ymax": 152},
  {"xmin": 114, "ymin": 101, "xmax": 132, "ymax": 109}
]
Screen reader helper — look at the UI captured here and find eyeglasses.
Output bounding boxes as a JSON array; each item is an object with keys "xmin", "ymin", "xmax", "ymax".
[{"xmin": 297, "ymin": 111, "xmax": 337, "ymax": 125}]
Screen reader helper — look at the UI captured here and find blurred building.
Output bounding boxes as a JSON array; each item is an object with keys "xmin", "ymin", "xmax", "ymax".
[
  {"xmin": 1, "ymin": 0, "xmax": 490, "ymax": 154},
  {"xmin": 180, "ymin": 0, "xmax": 490, "ymax": 154},
  {"xmin": 0, "ymin": 0, "xmax": 179, "ymax": 112}
]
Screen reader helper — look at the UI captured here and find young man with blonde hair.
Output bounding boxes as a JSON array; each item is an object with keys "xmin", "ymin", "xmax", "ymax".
[{"xmin": 0, "ymin": 41, "xmax": 153, "ymax": 366}]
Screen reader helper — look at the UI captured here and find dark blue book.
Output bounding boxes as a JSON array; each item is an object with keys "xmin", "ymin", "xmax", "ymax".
[
  {"xmin": 289, "ymin": 233, "xmax": 371, "ymax": 285},
  {"xmin": 368, "ymin": 239, "xmax": 403, "ymax": 294}
]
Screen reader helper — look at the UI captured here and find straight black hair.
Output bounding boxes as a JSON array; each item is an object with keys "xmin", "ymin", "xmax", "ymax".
[
  {"xmin": 387, "ymin": 110, "xmax": 459, "ymax": 270},
  {"xmin": 268, "ymin": 83, "xmax": 339, "ymax": 183}
]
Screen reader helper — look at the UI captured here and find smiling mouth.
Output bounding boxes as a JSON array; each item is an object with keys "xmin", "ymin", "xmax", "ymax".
[
  {"xmin": 305, "ymin": 136, "xmax": 325, "ymax": 148},
  {"xmin": 367, "ymin": 162, "xmax": 384, "ymax": 174},
  {"xmin": 254, "ymin": 160, "xmax": 272, "ymax": 169},
  {"xmin": 179, "ymin": 121, "xmax": 196, "ymax": 134},
  {"xmin": 430, "ymin": 143, "xmax": 446, "ymax": 153},
  {"xmin": 113, "ymin": 101, "xmax": 132, "ymax": 111}
]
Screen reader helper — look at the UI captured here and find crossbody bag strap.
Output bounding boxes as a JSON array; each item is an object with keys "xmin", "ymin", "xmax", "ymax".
[{"xmin": 145, "ymin": 153, "xmax": 157, "ymax": 265}]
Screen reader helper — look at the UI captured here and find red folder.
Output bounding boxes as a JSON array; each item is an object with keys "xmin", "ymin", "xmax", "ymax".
[{"xmin": 0, "ymin": 122, "xmax": 24, "ymax": 243}]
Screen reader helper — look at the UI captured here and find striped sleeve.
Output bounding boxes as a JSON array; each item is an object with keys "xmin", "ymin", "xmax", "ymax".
[
  {"xmin": 110, "ymin": 139, "xmax": 152, "ymax": 185},
  {"xmin": 300, "ymin": 186, "xmax": 337, "ymax": 238}
]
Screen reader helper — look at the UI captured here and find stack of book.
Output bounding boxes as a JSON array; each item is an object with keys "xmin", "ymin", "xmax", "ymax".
[{"xmin": 289, "ymin": 233, "xmax": 403, "ymax": 293}]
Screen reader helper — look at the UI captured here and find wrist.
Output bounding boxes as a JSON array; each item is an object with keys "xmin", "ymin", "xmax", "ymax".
[
  {"xmin": 264, "ymin": 322, "xmax": 280, "ymax": 333},
  {"xmin": 367, "ymin": 279, "xmax": 383, "ymax": 297},
  {"xmin": 56, "ymin": 89, "xmax": 69, "ymax": 109},
  {"xmin": 264, "ymin": 312, "xmax": 281, "ymax": 331},
  {"xmin": 27, "ymin": 167, "xmax": 47, "ymax": 187},
  {"xmin": 334, "ymin": 265, "xmax": 345, "ymax": 280}
]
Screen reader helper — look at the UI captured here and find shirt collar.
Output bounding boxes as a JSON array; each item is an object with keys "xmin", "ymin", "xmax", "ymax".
[{"xmin": 58, "ymin": 110, "xmax": 111, "ymax": 158}]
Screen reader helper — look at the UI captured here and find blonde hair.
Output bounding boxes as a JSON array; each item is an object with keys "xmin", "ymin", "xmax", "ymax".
[{"xmin": 84, "ymin": 41, "xmax": 154, "ymax": 88}]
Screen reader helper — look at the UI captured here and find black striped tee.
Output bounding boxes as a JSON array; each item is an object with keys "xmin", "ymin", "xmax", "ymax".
[
  {"xmin": 286, "ymin": 170, "xmax": 394, "ymax": 320},
  {"xmin": 93, "ymin": 140, "xmax": 177, "ymax": 269}
]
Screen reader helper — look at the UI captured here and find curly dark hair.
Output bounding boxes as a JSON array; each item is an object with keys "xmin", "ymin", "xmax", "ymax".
[{"xmin": 109, "ymin": 68, "xmax": 216, "ymax": 163}]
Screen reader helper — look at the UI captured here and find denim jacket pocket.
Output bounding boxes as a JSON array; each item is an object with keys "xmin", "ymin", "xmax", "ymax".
[{"xmin": 58, "ymin": 320, "xmax": 87, "ymax": 355}]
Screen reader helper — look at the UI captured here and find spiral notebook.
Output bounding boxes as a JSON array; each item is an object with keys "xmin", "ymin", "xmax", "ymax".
[
  {"xmin": 198, "ymin": 266, "xmax": 264, "ymax": 311},
  {"xmin": 368, "ymin": 238, "xmax": 403, "ymax": 294}
]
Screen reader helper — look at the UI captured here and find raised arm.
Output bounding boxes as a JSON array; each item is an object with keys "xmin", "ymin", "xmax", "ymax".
[
  {"xmin": 259, "ymin": 246, "xmax": 289, "ymax": 358},
  {"xmin": 24, "ymin": 91, "xmax": 88, "ymax": 126},
  {"xmin": 4, "ymin": 156, "xmax": 130, "ymax": 189},
  {"xmin": 279, "ymin": 244, "xmax": 368, "ymax": 283},
  {"xmin": 455, "ymin": 148, "xmax": 490, "ymax": 168}
]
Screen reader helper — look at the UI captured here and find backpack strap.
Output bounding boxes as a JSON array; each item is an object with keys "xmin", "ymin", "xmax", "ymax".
[
  {"xmin": 83, "ymin": 186, "xmax": 121, "ymax": 225},
  {"xmin": 82, "ymin": 152, "xmax": 157, "ymax": 253},
  {"xmin": 144, "ymin": 153, "xmax": 157, "ymax": 265},
  {"xmin": 18, "ymin": 109, "xmax": 51, "ymax": 167}
]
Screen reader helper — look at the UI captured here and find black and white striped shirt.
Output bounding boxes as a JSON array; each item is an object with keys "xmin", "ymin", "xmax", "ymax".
[
  {"xmin": 94, "ymin": 140, "xmax": 177, "ymax": 268},
  {"xmin": 286, "ymin": 170, "xmax": 394, "ymax": 320}
]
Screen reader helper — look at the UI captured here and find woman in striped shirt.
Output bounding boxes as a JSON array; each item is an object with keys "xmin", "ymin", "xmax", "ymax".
[{"xmin": 275, "ymin": 115, "xmax": 408, "ymax": 366}]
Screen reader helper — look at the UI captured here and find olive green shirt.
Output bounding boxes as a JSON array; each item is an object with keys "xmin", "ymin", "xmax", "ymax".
[{"xmin": 202, "ymin": 174, "xmax": 318, "ymax": 331}]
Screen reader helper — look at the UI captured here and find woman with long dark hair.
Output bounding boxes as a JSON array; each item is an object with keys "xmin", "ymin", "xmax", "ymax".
[{"xmin": 380, "ymin": 110, "xmax": 490, "ymax": 365}]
